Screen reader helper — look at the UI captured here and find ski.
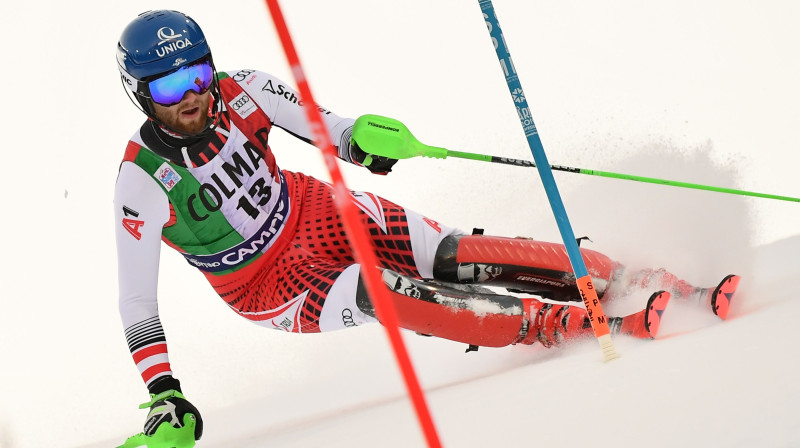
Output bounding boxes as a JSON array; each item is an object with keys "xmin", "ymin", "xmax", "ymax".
[
  {"xmin": 709, "ymin": 274, "xmax": 741, "ymax": 320},
  {"xmin": 609, "ymin": 290, "xmax": 671, "ymax": 339}
]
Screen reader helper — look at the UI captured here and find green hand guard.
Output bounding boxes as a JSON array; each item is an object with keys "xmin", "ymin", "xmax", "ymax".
[
  {"xmin": 351, "ymin": 114, "xmax": 448, "ymax": 160},
  {"xmin": 117, "ymin": 413, "xmax": 197, "ymax": 448}
]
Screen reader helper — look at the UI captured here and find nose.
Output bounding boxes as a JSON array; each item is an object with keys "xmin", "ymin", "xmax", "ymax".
[{"xmin": 181, "ymin": 89, "xmax": 200, "ymax": 102}]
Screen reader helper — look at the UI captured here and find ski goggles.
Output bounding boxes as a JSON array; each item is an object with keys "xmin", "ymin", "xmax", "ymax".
[{"xmin": 147, "ymin": 60, "xmax": 214, "ymax": 106}]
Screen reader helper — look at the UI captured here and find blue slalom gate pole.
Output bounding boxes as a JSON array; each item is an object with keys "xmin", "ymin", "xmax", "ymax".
[{"xmin": 478, "ymin": 0, "xmax": 619, "ymax": 361}]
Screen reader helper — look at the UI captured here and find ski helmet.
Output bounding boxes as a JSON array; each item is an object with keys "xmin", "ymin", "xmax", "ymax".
[{"xmin": 117, "ymin": 10, "xmax": 220, "ymax": 134}]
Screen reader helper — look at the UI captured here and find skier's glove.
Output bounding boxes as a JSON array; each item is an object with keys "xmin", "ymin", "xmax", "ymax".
[
  {"xmin": 141, "ymin": 375, "xmax": 203, "ymax": 441},
  {"xmin": 349, "ymin": 140, "xmax": 398, "ymax": 175}
]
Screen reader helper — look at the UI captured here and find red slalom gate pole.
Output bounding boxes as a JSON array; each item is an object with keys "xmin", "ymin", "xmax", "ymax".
[{"xmin": 264, "ymin": 2, "xmax": 442, "ymax": 447}]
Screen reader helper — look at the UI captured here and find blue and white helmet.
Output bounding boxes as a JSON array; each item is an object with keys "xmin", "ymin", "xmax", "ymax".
[{"xmin": 117, "ymin": 10, "xmax": 220, "ymax": 131}]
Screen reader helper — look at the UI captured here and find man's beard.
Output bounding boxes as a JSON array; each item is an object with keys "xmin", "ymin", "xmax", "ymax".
[{"xmin": 155, "ymin": 95, "xmax": 212, "ymax": 135}]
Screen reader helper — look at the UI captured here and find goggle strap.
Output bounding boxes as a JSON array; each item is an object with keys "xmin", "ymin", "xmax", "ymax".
[{"xmin": 119, "ymin": 66, "xmax": 141, "ymax": 94}]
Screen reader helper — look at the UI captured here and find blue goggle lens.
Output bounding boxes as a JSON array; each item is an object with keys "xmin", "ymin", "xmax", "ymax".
[{"xmin": 148, "ymin": 61, "xmax": 214, "ymax": 106}]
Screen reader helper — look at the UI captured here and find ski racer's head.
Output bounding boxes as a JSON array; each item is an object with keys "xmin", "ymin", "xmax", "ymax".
[{"xmin": 117, "ymin": 10, "xmax": 221, "ymax": 136}]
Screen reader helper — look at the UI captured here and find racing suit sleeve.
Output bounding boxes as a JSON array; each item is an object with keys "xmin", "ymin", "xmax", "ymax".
[
  {"xmin": 114, "ymin": 161, "xmax": 173, "ymax": 388},
  {"xmin": 241, "ymin": 71, "xmax": 360, "ymax": 164}
]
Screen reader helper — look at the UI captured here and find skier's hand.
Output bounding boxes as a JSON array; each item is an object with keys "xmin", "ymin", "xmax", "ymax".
[
  {"xmin": 141, "ymin": 376, "xmax": 203, "ymax": 441},
  {"xmin": 349, "ymin": 140, "xmax": 398, "ymax": 175}
]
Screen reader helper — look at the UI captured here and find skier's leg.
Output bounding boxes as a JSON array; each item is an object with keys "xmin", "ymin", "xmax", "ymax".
[
  {"xmin": 432, "ymin": 234, "xmax": 622, "ymax": 302},
  {"xmin": 349, "ymin": 268, "xmax": 660, "ymax": 348}
]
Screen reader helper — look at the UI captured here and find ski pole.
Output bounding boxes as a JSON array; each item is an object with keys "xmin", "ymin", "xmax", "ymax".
[
  {"xmin": 352, "ymin": 114, "xmax": 799, "ymax": 203},
  {"xmin": 479, "ymin": 0, "xmax": 619, "ymax": 361}
]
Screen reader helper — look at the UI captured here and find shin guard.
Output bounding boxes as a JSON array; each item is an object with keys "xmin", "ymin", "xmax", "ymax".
[
  {"xmin": 433, "ymin": 235, "xmax": 620, "ymax": 301},
  {"xmin": 356, "ymin": 270, "xmax": 525, "ymax": 347}
]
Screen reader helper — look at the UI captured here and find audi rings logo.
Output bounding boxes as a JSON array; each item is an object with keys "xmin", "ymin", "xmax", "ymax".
[
  {"xmin": 341, "ymin": 308, "xmax": 357, "ymax": 328},
  {"xmin": 157, "ymin": 27, "xmax": 182, "ymax": 44},
  {"xmin": 228, "ymin": 91, "xmax": 256, "ymax": 119},
  {"xmin": 231, "ymin": 95, "xmax": 250, "ymax": 111}
]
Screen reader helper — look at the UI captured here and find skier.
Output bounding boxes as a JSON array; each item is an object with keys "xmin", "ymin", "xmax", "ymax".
[{"xmin": 114, "ymin": 10, "xmax": 739, "ymax": 444}]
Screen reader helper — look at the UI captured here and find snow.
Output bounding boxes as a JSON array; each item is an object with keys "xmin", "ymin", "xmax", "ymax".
[{"xmin": 1, "ymin": 1, "xmax": 799, "ymax": 447}]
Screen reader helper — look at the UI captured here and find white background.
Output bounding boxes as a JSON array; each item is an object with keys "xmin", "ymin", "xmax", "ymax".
[{"xmin": 0, "ymin": 1, "xmax": 797, "ymax": 446}]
